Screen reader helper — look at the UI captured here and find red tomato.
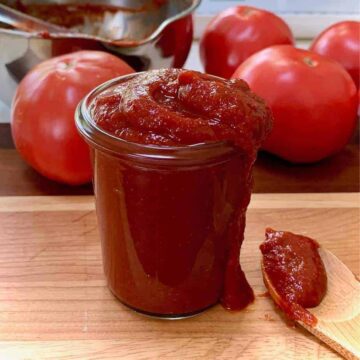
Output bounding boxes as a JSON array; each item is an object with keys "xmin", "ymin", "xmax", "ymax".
[
  {"xmin": 232, "ymin": 45, "xmax": 358, "ymax": 163},
  {"xmin": 310, "ymin": 21, "xmax": 360, "ymax": 88},
  {"xmin": 157, "ymin": 15, "xmax": 194, "ymax": 68},
  {"xmin": 11, "ymin": 51, "xmax": 134, "ymax": 185},
  {"xmin": 200, "ymin": 6, "xmax": 294, "ymax": 78}
]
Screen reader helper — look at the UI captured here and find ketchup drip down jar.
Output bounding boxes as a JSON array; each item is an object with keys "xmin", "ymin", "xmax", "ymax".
[{"xmin": 76, "ymin": 69, "xmax": 272, "ymax": 318}]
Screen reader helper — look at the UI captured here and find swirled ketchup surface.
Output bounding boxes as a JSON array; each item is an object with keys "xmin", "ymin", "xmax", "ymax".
[
  {"xmin": 92, "ymin": 69, "xmax": 271, "ymax": 149},
  {"xmin": 90, "ymin": 69, "xmax": 272, "ymax": 316}
]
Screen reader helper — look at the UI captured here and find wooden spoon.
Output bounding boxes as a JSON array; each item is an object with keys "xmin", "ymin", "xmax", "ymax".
[{"xmin": 262, "ymin": 247, "xmax": 360, "ymax": 360}]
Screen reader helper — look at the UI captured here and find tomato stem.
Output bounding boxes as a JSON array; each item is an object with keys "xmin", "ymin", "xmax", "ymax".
[
  {"xmin": 58, "ymin": 61, "xmax": 75, "ymax": 70},
  {"xmin": 303, "ymin": 57, "xmax": 317, "ymax": 67},
  {"xmin": 241, "ymin": 7, "xmax": 254, "ymax": 17}
]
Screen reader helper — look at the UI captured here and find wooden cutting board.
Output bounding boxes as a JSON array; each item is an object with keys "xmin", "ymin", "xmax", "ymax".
[{"xmin": 0, "ymin": 193, "xmax": 358, "ymax": 360}]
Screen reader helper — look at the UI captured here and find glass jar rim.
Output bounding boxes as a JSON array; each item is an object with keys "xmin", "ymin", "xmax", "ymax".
[{"xmin": 75, "ymin": 71, "xmax": 238, "ymax": 164}]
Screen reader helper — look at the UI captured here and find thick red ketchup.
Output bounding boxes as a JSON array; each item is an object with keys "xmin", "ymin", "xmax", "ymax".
[
  {"xmin": 86, "ymin": 69, "xmax": 272, "ymax": 317},
  {"xmin": 13, "ymin": 2, "xmax": 155, "ymax": 29},
  {"xmin": 260, "ymin": 228, "xmax": 327, "ymax": 326}
]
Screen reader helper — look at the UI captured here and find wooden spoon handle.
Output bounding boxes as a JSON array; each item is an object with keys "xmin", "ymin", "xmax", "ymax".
[
  {"xmin": 301, "ymin": 321, "xmax": 360, "ymax": 360},
  {"xmin": 302, "ymin": 249, "xmax": 360, "ymax": 360}
]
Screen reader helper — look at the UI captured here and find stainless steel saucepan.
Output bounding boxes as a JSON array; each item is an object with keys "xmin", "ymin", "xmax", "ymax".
[{"xmin": 0, "ymin": 0, "xmax": 200, "ymax": 121}]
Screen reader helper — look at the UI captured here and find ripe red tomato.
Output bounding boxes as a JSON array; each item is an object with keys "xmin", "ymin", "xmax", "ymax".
[
  {"xmin": 310, "ymin": 21, "xmax": 360, "ymax": 88},
  {"xmin": 200, "ymin": 6, "xmax": 294, "ymax": 79},
  {"xmin": 11, "ymin": 51, "xmax": 134, "ymax": 185},
  {"xmin": 233, "ymin": 45, "xmax": 358, "ymax": 163},
  {"xmin": 157, "ymin": 15, "xmax": 194, "ymax": 68}
]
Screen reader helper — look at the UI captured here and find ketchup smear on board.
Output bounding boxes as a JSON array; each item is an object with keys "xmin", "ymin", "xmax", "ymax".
[
  {"xmin": 91, "ymin": 69, "xmax": 272, "ymax": 315},
  {"xmin": 260, "ymin": 228, "xmax": 328, "ymax": 326}
]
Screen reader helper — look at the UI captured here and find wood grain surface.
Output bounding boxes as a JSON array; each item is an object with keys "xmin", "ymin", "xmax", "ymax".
[{"xmin": 0, "ymin": 193, "xmax": 358, "ymax": 359}]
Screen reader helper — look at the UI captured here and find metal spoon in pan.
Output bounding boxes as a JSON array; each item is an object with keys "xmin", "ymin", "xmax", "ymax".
[{"xmin": 0, "ymin": 3, "xmax": 70, "ymax": 34}]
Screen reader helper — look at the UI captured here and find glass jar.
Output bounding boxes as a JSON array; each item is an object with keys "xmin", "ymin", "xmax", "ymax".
[{"xmin": 75, "ymin": 73, "xmax": 249, "ymax": 318}]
